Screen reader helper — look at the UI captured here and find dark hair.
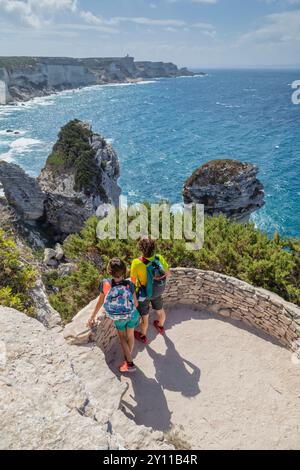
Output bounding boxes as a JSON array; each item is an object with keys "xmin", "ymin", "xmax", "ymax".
[
  {"xmin": 107, "ymin": 258, "xmax": 127, "ymax": 278},
  {"xmin": 139, "ymin": 237, "xmax": 156, "ymax": 258}
]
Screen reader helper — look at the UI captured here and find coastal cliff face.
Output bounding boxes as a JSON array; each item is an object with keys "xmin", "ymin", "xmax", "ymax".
[
  {"xmin": 0, "ymin": 162, "xmax": 46, "ymax": 222},
  {"xmin": 183, "ymin": 159, "xmax": 265, "ymax": 222},
  {"xmin": 0, "ymin": 56, "xmax": 196, "ymax": 104},
  {"xmin": 135, "ymin": 61, "xmax": 196, "ymax": 79},
  {"xmin": 0, "ymin": 120, "xmax": 121, "ymax": 242},
  {"xmin": 0, "ymin": 67, "xmax": 11, "ymax": 105}
]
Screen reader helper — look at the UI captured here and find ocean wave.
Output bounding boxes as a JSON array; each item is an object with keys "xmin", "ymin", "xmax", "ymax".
[
  {"xmin": 137, "ymin": 81, "xmax": 156, "ymax": 85},
  {"xmin": 18, "ymin": 97, "xmax": 55, "ymax": 108},
  {"xmin": 2, "ymin": 80, "xmax": 159, "ymax": 107},
  {"xmin": 216, "ymin": 101, "xmax": 241, "ymax": 109},
  {"xmin": 176, "ymin": 74, "xmax": 207, "ymax": 79},
  {"xmin": 0, "ymin": 137, "xmax": 43, "ymax": 162}
]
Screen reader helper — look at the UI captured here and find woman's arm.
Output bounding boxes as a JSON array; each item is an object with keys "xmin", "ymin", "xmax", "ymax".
[{"xmin": 87, "ymin": 293, "xmax": 105, "ymax": 328}]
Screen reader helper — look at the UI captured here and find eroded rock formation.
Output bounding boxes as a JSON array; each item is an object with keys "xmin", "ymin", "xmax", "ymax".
[
  {"xmin": 0, "ymin": 162, "xmax": 46, "ymax": 222},
  {"xmin": 0, "ymin": 120, "xmax": 121, "ymax": 242},
  {"xmin": 183, "ymin": 159, "xmax": 265, "ymax": 222}
]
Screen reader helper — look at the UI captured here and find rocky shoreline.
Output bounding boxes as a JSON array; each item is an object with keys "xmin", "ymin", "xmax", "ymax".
[{"xmin": 0, "ymin": 56, "xmax": 201, "ymax": 105}]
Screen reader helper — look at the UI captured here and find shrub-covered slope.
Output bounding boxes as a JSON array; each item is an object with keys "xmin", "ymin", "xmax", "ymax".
[{"xmin": 44, "ymin": 213, "xmax": 300, "ymax": 323}]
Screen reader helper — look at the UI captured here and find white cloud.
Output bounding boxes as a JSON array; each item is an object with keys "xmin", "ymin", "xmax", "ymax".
[
  {"xmin": 0, "ymin": 0, "xmax": 77, "ymax": 28},
  {"xmin": 239, "ymin": 10, "xmax": 300, "ymax": 45}
]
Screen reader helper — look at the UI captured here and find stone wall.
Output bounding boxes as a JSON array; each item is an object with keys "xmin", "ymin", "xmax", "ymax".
[
  {"xmin": 164, "ymin": 268, "xmax": 300, "ymax": 351},
  {"xmin": 64, "ymin": 298, "xmax": 118, "ymax": 353},
  {"xmin": 64, "ymin": 268, "xmax": 300, "ymax": 353}
]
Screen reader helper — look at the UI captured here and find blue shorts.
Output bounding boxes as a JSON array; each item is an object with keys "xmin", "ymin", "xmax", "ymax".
[{"xmin": 114, "ymin": 309, "xmax": 140, "ymax": 332}]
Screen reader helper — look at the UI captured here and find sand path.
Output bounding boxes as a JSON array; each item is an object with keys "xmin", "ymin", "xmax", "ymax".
[{"xmin": 107, "ymin": 307, "xmax": 300, "ymax": 450}]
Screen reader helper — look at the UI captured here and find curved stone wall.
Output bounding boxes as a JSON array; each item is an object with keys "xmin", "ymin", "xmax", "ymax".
[
  {"xmin": 64, "ymin": 268, "xmax": 300, "ymax": 352},
  {"xmin": 164, "ymin": 268, "xmax": 300, "ymax": 351}
]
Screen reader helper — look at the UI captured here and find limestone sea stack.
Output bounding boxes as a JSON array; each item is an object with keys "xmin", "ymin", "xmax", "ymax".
[
  {"xmin": 0, "ymin": 120, "xmax": 121, "ymax": 243},
  {"xmin": 38, "ymin": 119, "xmax": 121, "ymax": 238},
  {"xmin": 183, "ymin": 159, "xmax": 265, "ymax": 223}
]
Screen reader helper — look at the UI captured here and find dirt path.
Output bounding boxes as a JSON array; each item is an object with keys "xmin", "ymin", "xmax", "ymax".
[{"xmin": 107, "ymin": 306, "xmax": 300, "ymax": 450}]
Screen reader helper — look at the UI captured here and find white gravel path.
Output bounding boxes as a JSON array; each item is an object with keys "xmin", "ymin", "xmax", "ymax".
[{"xmin": 107, "ymin": 306, "xmax": 300, "ymax": 450}]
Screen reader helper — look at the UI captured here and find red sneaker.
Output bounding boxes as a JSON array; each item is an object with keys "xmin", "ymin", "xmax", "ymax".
[
  {"xmin": 119, "ymin": 361, "xmax": 136, "ymax": 373},
  {"xmin": 154, "ymin": 320, "xmax": 165, "ymax": 335},
  {"xmin": 134, "ymin": 331, "xmax": 149, "ymax": 344}
]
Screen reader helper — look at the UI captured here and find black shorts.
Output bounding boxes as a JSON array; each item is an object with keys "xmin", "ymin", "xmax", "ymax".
[{"xmin": 138, "ymin": 297, "xmax": 164, "ymax": 316}]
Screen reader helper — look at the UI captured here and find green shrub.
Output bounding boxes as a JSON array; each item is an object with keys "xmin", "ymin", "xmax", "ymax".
[
  {"xmin": 0, "ymin": 229, "xmax": 37, "ymax": 315},
  {"xmin": 44, "ymin": 211, "xmax": 300, "ymax": 322},
  {"xmin": 46, "ymin": 120, "xmax": 104, "ymax": 196}
]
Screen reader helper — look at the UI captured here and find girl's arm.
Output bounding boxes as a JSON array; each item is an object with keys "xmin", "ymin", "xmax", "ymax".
[
  {"xmin": 87, "ymin": 293, "xmax": 105, "ymax": 327},
  {"xmin": 133, "ymin": 291, "xmax": 139, "ymax": 309}
]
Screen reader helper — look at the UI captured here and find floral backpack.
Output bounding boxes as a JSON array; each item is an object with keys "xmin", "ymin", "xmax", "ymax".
[{"xmin": 103, "ymin": 279, "xmax": 135, "ymax": 321}]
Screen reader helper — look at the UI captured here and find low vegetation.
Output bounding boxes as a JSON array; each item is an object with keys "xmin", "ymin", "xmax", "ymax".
[
  {"xmin": 44, "ymin": 211, "xmax": 300, "ymax": 323},
  {"xmin": 0, "ymin": 229, "xmax": 37, "ymax": 315},
  {"xmin": 165, "ymin": 427, "xmax": 192, "ymax": 451},
  {"xmin": 46, "ymin": 119, "xmax": 102, "ymax": 195},
  {"xmin": 0, "ymin": 56, "xmax": 37, "ymax": 69}
]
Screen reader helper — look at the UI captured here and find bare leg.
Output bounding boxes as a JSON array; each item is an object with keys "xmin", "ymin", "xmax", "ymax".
[
  {"xmin": 117, "ymin": 330, "xmax": 133, "ymax": 363},
  {"xmin": 140, "ymin": 314, "xmax": 149, "ymax": 337},
  {"xmin": 156, "ymin": 308, "xmax": 166, "ymax": 327},
  {"xmin": 127, "ymin": 328, "xmax": 135, "ymax": 354}
]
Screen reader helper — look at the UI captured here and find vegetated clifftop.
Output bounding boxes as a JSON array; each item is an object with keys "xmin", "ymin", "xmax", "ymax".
[
  {"xmin": 0, "ymin": 56, "xmax": 199, "ymax": 105},
  {"xmin": 0, "ymin": 120, "xmax": 121, "ymax": 242},
  {"xmin": 183, "ymin": 159, "xmax": 265, "ymax": 222}
]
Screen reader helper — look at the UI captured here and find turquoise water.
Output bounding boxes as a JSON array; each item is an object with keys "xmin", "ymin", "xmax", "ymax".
[{"xmin": 0, "ymin": 69, "xmax": 299, "ymax": 237}]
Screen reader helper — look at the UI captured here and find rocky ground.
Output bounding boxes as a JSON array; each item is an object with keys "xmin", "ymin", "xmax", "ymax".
[
  {"xmin": 111, "ymin": 306, "xmax": 300, "ymax": 450},
  {"xmin": 0, "ymin": 307, "xmax": 172, "ymax": 450}
]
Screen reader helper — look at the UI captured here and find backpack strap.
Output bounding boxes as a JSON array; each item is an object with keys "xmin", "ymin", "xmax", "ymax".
[{"xmin": 102, "ymin": 279, "xmax": 112, "ymax": 296}]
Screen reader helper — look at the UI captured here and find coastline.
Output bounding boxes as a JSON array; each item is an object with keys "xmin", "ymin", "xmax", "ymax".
[
  {"xmin": 0, "ymin": 56, "xmax": 199, "ymax": 105},
  {"xmin": 0, "ymin": 77, "xmax": 148, "ymax": 107},
  {"xmin": 0, "ymin": 73, "xmax": 207, "ymax": 109}
]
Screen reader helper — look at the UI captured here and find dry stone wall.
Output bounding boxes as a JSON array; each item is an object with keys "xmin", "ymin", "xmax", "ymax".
[
  {"xmin": 64, "ymin": 268, "xmax": 300, "ymax": 353},
  {"xmin": 165, "ymin": 268, "xmax": 300, "ymax": 351}
]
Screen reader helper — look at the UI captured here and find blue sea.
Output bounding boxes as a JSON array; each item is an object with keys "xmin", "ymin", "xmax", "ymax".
[{"xmin": 0, "ymin": 69, "xmax": 299, "ymax": 237}]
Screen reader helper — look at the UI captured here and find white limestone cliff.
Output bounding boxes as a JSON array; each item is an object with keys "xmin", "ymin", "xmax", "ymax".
[{"xmin": 0, "ymin": 56, "xmax": 197, "ymax": 105}]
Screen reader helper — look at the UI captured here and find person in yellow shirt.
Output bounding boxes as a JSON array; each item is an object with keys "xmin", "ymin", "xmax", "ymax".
[{"xmin": 131, "ymin": 237, "xmax": 171, "ymax": 344}]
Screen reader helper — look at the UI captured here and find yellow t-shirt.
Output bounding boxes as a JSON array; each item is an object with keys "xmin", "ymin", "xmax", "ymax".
[{"xmin": 130, "ymin": 255, "xmax": 169, "ymax": 288}]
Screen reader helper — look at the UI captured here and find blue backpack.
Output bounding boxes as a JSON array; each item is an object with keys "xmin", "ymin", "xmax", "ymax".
[
  {"xmin": 138, "ymin": 256, "xmax": 167, "ymax": 300},
  {"xmin": 103, "ymin": 279, "xmax": 135, "ymax": 321}
]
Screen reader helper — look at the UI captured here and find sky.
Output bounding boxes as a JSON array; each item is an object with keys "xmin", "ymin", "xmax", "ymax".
[{"xmin": 0, "ymin": 0, "xmax": 299, "ymax": 67}]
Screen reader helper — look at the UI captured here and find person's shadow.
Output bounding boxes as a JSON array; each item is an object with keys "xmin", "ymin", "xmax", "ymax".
[
  {"xmin": 120, "ymin": 368, "xmax": 173, "ymax": 432},
  {"xmin": 146, "ymin": 334, "xmax": 201, "ymax": 398}
]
